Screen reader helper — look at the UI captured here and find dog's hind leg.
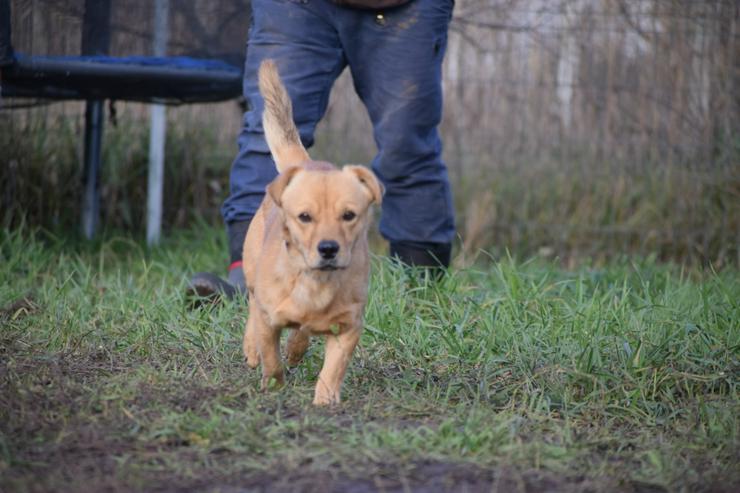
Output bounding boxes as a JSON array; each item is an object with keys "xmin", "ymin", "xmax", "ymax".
[
  {"xmin": 286, "ymin": 329, "xmax": 310, "ymax": 366},
  {"xmin": 313, "ymin": 327, "xmax": 361, "ymax": 406},
  {"xmin": 243, "ymin": 307, "xmax": 260, "ymax": 369},
  {"xmin": 258, "ymin": 322, "xmax": 285, "ymax": 390}
]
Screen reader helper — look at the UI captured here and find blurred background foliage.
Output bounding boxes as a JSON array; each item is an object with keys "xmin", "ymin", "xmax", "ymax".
[{"xmin": 2, "ymin": 0, "xmax": 738, "ymax": 266}]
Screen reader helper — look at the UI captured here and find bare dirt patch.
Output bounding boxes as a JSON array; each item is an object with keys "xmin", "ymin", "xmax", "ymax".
[
  {"xmin": 0, "ymin": 354, "xmax": 553, "ymax": 492},
  {"xmin": 2, "ymin": 352, "xmax": 736, "ymax": 493}
]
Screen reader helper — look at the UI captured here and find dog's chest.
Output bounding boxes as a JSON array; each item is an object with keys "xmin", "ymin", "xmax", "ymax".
[
  {"xmin": 270, "ymin": 275, "xmax": 338, "ymax": 327},
  {"xmin": 291, "ymin": 276, "xmax": 336, "ymax": 313}
]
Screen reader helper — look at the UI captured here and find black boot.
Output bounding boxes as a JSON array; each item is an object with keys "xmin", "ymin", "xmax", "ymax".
[
  {"xmin": 389, "ymin": 241, "xmax": 451, "ymax": 272},
  {"xmin": 186, "ymin": 269, "xmax": 244, "ymax": 305},
  {"xmin": 185, "ymin": 219, "xmax": 250, "ymax": 306}
]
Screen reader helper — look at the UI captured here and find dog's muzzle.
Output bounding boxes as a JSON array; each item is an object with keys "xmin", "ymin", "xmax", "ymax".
[
  {"xmin": 318, "ymin": 240, "xmax": 340, "ymax": 260},
  {"xmin": 314, "ymin": 240, "xmax": 348, "ymax": 271}
]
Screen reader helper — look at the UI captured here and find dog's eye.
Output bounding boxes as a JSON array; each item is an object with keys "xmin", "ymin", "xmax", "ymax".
[
  {"xmin": 342, "ymin": 211, "xmax": 357, "ymax": 222},
  {"xmin": 298, "ymin": 212, "xmax": 312, "ymax": 223}
]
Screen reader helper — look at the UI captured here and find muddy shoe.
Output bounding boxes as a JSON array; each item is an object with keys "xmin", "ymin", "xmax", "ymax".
[
  {"xmin": 186, "ymin": 263, "xmax": 246, "ymax": 307},
  {"xmin": 389, "ymin": 241, "xmax": 451, "ymax": 279}
]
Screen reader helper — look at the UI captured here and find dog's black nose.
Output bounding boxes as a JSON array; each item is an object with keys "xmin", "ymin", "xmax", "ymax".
[{"xmin": 318, "ymin": 240, "xmax": 340, "ymax": 260}]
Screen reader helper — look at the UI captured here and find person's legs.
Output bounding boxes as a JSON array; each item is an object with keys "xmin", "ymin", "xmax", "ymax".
[
  {"xmin": 223, "ymin": 0, "xmax": 348, "ymax": 259},
  {"xmin": 189, "ymin": 0, "xmax": 347, "ymax": 302},
  {"xmin": 337, "ymin": 0, "xmax": 456, "ymax": 268}
]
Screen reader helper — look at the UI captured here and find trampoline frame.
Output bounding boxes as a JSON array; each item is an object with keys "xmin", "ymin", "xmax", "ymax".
[{"xmin": 0, "ymin": 0, "xmax": 243, "ymax": 239}]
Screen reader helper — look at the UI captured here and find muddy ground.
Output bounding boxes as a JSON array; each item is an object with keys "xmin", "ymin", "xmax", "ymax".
[{"xmin": 1, "ymin": 351, "xmax": 734, "ymax": 493}]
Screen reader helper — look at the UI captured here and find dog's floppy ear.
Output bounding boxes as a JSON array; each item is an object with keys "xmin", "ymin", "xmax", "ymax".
[
  {"xmin": 344, "ymin": 165, "xmax": 384, "ymax": 205},
  {"xmin": 267, "ymin": 166, "xmax": 302, "ymax": 207}
]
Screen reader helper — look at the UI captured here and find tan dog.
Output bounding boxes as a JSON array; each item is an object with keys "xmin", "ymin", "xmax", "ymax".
[{"xmin": 241, "ymin": 60, "xmax": 383, "ymax": 406}]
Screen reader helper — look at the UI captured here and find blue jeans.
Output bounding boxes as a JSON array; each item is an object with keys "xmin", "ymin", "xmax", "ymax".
[{"xmin": 221, "ymin": 0, "xmax": 456, "ymax": 256}]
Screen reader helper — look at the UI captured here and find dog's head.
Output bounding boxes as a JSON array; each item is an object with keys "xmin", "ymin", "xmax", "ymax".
[
  {"xmin": 258, "ymin": 59, "xmax": 383, "ymax": 271},
  {"xmin": 268, "ymin": 163, "xmax": 383, "ymax": 271}
]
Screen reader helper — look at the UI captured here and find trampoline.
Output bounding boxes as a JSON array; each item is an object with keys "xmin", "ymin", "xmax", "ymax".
[
  {"xmin": 0, "ymin": 0, "xmax": 248, "ymax": 240},
  {"xmin": 3, "ymin": 54, "xmax": 242, "ymax": 103}
]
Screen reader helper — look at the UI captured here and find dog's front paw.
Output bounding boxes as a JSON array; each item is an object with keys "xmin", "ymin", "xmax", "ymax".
[
  {"xmin": 313, "ymin": 385, "xmax": 340, "ymax": 406},
  {"xmin": 245, "ymin": 348, "xmax": 260, "ymax": 369},
  {"xmin": 243, "ymin": 338, "xmax": 260, "ymax": 368}
]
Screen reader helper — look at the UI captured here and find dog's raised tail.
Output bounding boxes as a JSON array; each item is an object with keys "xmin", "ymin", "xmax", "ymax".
[{"xmin": 258, "ymin": 60, "xmax": 310, "ymax": 172}]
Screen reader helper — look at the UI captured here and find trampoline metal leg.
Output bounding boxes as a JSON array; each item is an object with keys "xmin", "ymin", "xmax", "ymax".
[
  {"xmin": 82, "ymin": 99, "xmax": 104, "ymax": 239},
  {"xmin": 146, "ymin": 0, "xmax": 170, "ymax": 246},
  {"xmin": 147, "ymin": 103, "xmax": 166, "ymax": 246}
]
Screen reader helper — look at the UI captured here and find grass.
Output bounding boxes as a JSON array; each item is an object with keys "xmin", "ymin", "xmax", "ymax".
[{"xmin": 1, "ymin": 225, "xmax": 738, "ymax": 492}]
